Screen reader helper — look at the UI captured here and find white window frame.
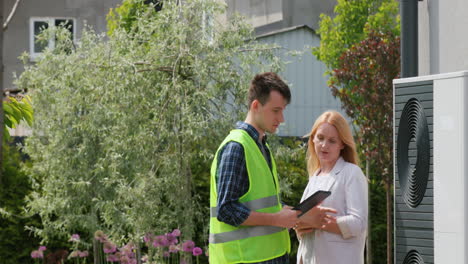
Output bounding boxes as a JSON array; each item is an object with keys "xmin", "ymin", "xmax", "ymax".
[{"xmin": 29, "ymin": 17, "xmax": 76, "ymax": 60}]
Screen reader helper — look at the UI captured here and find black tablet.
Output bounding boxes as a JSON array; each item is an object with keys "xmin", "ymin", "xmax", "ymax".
[{"xmin": 293, "ymin": 190, "xmax": 331, "ymax": 217}]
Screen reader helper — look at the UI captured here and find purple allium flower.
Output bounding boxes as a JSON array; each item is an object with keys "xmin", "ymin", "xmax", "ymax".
[
  {"xmin": 152, "ymin": 235, "xmax": 169, "ymax": 247},
  {"xmin": 180, "ymin": 259, "xmax": 188, "ymax": 264},
  {"xmin": 79, "ymin": 250, "xmax": 89, "ymax": 258},
  {"xmin": 163, "ymin": 251, "xmax": 170, "ymax": 257},
  {"xmin": 120, "ymin": 255, "xmax": 130, "ymax": 263},
  {"xmin": 165, "ymin": 233, "xmax": 178, "ymax": 245},
  {"xmin": 171, "ymin": 229, "xmax": 181, "ymax": 237},
  {"xmin": 31, "ymin": 250, "xmax": 43, "ymax": 259},
  {"xmin": 169, "ymin": 244, "xmax": 179, "ymax": 253},
  {"xmin": 103, "ymin": 241, "xmax": 117, "ymax": 253},
  {"xmin": 69, "ymin": 251, "xmax": 80, "ymax": 258},
  {"xmin": 106, "ymin": 254, "xmax": 119, "ymax": 262},
  {"xmin": 120, "ymin": 242, "xmax": 135, "ymax": 258},
  {"xmin": 182, "ymin": 240, "xmax": 195, "ymax": 252},
  {"xmin": 38, "ymin": 246, "xmax": 47, "ymax": 251},
  {"xmin": 94, "ymin": 230, "xmax": 108, "ymax": 243},
  {"xmin": 192, "ymin": 247, "xmax": 203, "ymax": 256},
  {"xmin": 69, "ymin": 234, "xmax": 80, "ymax": 242},
  {"xmin": 143, "ymin": 233, "xmax": 154, "ymax": 244}
]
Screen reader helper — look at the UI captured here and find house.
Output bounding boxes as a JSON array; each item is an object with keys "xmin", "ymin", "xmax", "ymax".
[
  {"xmin": 3, "ymin": 0, "xmax": 121, "ymax": 136},
  {"xmin": 3, "ymin": 0, "xmax": 340, "ymax": 138},
  {"xmin": 418, "ymin": 0, "xmax": 468, "ymax": 75},
  {"xmin": 225, "ymin": 0, "xmax": 343, "ymax": 137}
]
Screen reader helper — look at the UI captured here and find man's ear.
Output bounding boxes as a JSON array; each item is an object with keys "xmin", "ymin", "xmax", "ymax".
[{"xmin": 250, "ymin": 99, "xmax": 260, "ymax": 111}]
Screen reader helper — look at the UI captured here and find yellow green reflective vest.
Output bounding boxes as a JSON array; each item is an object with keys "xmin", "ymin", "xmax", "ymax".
[{"xmin": 209, "ymin": 129, "xmax": 290, "ymax": 264}]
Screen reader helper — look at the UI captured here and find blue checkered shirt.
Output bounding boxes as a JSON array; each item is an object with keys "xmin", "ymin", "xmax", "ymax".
[{"xmin": 215, "ymin": 121, "xmax": 289, "ymax": 264}]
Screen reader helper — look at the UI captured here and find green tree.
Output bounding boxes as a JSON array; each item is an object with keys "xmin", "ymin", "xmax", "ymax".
[
  {"xmin": 332, "ymin": 30, "xmax": 400, "ymax": 264},
  {"xmin": 3, "ymin": 95, "xmax": 33, "ymax": 141},
  {"xmin": 106, "ymin": 0, "xmax": 163, "ymax": 36},
  {"xmin": 313, "ymin": 1, "xmax": 400, "ymax": 263},
  {"xmin": 16, "ymin": 0, "xmax": 287, "ymax": 259},
  {"xmin": 0, "ymin": 143, "xmax": 41, "ymax": 264}
]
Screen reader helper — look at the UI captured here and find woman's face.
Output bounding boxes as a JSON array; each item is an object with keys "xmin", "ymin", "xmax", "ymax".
[{"xmin": 313, "ymin": 122, "xmax": 344, "ymax": 168}]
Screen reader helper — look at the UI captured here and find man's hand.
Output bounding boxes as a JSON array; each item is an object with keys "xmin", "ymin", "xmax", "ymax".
[
  {"xmin": 273, "ymin": 206, "xmax": 301, "ymax": 229},
  {"xmin": 241, "ymin": 205, "xmax": 300, "ymax": 228}
]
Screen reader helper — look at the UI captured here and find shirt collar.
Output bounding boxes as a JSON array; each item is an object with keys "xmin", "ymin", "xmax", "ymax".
[{"xmin": 235, "ymin": 121, "xmax": 267, "ymax": 144}]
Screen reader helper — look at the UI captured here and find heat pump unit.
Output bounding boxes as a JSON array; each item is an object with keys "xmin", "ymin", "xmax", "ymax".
[{"xmin": 394, "ymin": 71, "xmax": 468, "ymax": 264}]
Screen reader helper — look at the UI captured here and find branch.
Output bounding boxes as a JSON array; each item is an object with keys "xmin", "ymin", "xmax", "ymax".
[{"xmin": 3, "ymin": 0, "xmax": 21, "ymax": 31}]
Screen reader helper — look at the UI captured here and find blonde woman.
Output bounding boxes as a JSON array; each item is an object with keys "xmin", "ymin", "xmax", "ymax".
[{"xmin": 296, "ymin": 110, "xmax": 368, "ymax": 264}]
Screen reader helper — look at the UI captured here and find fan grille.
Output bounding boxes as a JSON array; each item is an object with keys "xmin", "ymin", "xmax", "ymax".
[
  {"xmin": 403, "ymin": 250, "xmax": 425, "ymax": 264},
  {"xmin": 397, "ymin": 98, "xmax": 430, "ymax": 208}
]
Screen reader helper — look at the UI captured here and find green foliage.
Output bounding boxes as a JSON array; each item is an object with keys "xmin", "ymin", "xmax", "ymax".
[
  {"xmin": 312, "ymin": 0, "xmax": 399, "ymax": 71},
  {"xmin": 313, "ymin": 1, "xmax": 400, "ymax": 262},
  {"xmin": 3, "ymin": 95, "xmax": 33, "ymax": 141},
  {"xmin": 270, "ymin": 136, "xmax": 308, "ymax": 263},
  {"xmin": 0, "ymin": 143, "xmax": 41, "ymax": 263},
  {"xmin": 16, "ymin": 0, "xmax": 286, "ymax": 254},
  {"xmin": 107, "ymin": 0, "xmax": 152, "ymax": 36},
  {"xmin": 331, "ymin": 30, "xmax": 399, "ymax": 180},
  {"xmin": 331, "ymin": 30, "xmax": 400, "ymax": 264}
]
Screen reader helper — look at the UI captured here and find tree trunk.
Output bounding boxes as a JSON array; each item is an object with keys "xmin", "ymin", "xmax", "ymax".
[
  {"xmin": 386, "ymin": 179, "xmax": 393, "ymax": 264},
  {"xmin": 0, "ymin": 0, "xmax": 4, "ymax": 183},
  {"xmin": 366, "ymin": 158, "xmax": 372, "ymax": 264}
]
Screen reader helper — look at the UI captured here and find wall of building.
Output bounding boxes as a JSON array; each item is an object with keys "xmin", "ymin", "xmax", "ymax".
[
  {"xmin": 225, "ymin": 0, "xmax": 336, "ymax": 35},
  {"xmin": 418, "ymin": 0, "xmax": 468, "ymax": 76},
  {"xmin": 257, "ymin": 26, "xmax": 344, "ymax": 137},
  {"xmin": 3, "ymin": 0, "xmax": 121, "ymax": 90}
]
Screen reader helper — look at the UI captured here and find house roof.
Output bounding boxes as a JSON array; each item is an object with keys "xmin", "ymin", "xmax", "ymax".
[{"xmin": 255, "ymin": 24, "xmax": 317, "ymax": 39}]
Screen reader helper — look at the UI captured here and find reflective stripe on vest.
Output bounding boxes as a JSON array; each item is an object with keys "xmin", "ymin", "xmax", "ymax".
[
  {"xmin": 210, "ymin": 195, "xmax": 278, "ymax": 218},
  {"xmin": 209, "ymin": 226, "xmax": 284, "ymax": 244}
]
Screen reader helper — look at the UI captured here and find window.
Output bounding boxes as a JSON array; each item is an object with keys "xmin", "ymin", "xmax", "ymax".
[{"xmin": 30, "ymin": 17, "xmax": 75, "ymax": 60}]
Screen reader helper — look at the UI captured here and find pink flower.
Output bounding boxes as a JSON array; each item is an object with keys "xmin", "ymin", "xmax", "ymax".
[
  {"xmin": 143, "ymin": 233, "xmax": 154, "ymax": 244},
  {"xmin": 103, "ymin": 241, "xmax": 117, "ymax": 253},
  {"xmin": 69, "ymin": 251, "xmax": 80, "ymax": 258},
  {"xmin": 94, "ymin": 230, "xmax": 108, "ymax": 243},
  {"xmin": 165, "ymin": 233, "xmax": 178, "ymax": 245},
  {"xmin": 182, "ymin": 240, "xmax": 195, "ymax": 252},
  {"xmin": 171, "ymin": 229, "xmax": 181, "ymax": 237},
  {"xmin": 163, "ymin": 251, "xmax": 170, "ymax": 257},
  {"xmin": 120, "ymin": 242, "xmax": 135, "ymax": 258},
  {"xmin": 31, "ymin": 250, "xmax": 43, "ymax": 259},
  {"xmin": 106, "ymin": 254, "xmax": 119, "ymax": 262},
  {"xmin": 38, "ymin": 246, "xmax": 47, "ymax": 251},
  {"xmin": 69, "ymin": 234, "xmax": 80, "ymax": 242},
  {"xmin": 152, "ymin": 235, "xmax": 169, "ymax": 247},
  {"xmin": 192, "ymin": 247, "xmax": 203, "ymax": 256},
  {"xmin": 169, "ymin": 244, "xmax": 179, "ymax": 253},
  {"xmin": 79, "ymin": 250, "xmax": 89, "ymax": 258}
]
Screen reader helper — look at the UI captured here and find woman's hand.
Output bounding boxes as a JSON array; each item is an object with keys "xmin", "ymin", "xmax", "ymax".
[
  {"xmin": 296, "ymin": 205, "xmax": 337, "ymax": 229},
  {"xmin": 295, "ymin": 226, "xmax": 314, "ymax": 240}
]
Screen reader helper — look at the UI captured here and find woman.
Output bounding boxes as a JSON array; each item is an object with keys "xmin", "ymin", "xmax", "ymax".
[{"xmin": 296, "ymin": 110, "xmax": 368, "ymax": 264}]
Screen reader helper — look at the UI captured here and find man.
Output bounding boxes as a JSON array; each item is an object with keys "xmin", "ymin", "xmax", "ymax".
[{"xmin": 209, "ymin": 72, "xmax": 298, "ymax": 264}]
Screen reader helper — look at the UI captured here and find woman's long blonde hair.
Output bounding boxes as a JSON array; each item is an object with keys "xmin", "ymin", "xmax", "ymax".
[{"xmin": 306, "ymin": 110, "xmax": 359, "ymax": 175}]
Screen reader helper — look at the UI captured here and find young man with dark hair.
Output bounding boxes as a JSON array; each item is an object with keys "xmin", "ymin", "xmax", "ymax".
[{"xmin": 209, "ymin": 72, "xmax": 297, "ymax": 263}]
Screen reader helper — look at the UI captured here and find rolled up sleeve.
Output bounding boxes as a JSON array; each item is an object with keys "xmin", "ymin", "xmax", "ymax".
[
  {"xmin": 336, "ymin": 166, "xmax": 368, "ymax": 239},
  {"xmin": 216, "ymin": 142, "xmax": 251, "ymax": 226}
]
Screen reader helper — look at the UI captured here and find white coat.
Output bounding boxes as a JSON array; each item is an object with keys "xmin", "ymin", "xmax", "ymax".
[{"xmin": 297, "ymin": 157, "xmax": 368, "ymax": 264}]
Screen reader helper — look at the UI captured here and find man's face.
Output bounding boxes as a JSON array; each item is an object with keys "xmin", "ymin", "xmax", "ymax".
[{"xmin": 255, "ymin": 91, "xmax": 287, "ymax": 134}]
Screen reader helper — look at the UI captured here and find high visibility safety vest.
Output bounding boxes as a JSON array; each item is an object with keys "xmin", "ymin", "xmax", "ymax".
[{"xmin": 209, "ymin": 129, "xmax": 290, "ymax": 264}]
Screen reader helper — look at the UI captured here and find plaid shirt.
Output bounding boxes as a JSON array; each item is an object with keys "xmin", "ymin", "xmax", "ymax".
[{"xmin": 215, "ymin": 121, "xmax": 289, "ymax": 264}]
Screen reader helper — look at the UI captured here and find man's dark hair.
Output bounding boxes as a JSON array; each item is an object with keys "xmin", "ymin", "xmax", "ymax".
[{"xmin": 248, "ymin": 72, "xmax": 291, "ymax": 107}]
